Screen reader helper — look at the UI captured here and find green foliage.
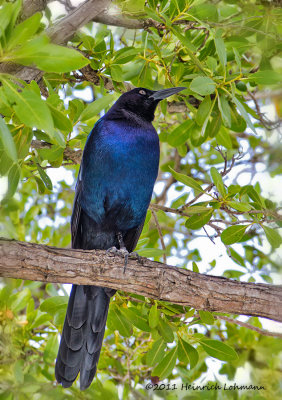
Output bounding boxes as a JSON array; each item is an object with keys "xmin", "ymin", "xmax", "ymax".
[{"xmin": 0, "ymin": 0, "xmax": 281, "ymax": 399}]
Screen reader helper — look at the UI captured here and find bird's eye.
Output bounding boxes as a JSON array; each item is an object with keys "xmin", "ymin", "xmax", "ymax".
[{"xmin": 139, "ymin": 89, "xmax": 146, "ymax": 95}]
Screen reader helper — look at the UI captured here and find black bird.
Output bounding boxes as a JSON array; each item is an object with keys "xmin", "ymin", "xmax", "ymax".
[{"xmin": 55, "ymin": 86, "xmax": 185, "ymax": 390}]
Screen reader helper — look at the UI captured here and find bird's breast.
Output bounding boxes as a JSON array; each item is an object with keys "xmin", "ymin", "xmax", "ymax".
[{"xmin": 80, "ymin": 121, "xmax": 159, "ymax": 229}]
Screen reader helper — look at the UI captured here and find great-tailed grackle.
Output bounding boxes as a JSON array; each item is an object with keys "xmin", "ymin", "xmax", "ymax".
[{"xmin": 55, "ymin": 86, "xmax": 185, "ymax": 390}]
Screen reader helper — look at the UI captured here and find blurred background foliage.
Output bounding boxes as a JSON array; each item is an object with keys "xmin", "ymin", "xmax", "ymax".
[{"xmin": 0, "ymin": 0, "xmax": 281, "ymax": 398}]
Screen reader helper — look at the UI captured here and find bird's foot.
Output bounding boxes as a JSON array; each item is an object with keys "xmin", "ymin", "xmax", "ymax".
[
  {"xmin": 128, "ymin": 251, "xmax": 142, "ymax": 264},
  {"xmin": 106, "ymin": 247, "xmax": 142, "ymax": 273},
  {"xmin": 106, "ymin": 246, "xmax": 129, "ymax": 273}
]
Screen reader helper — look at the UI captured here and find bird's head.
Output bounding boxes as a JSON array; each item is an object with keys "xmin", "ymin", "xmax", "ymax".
[{"xmin": 106, "ymin": 87, "xmax": 186, "ymax": 123}]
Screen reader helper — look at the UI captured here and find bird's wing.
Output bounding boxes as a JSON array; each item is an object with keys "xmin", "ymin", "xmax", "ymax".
[
  {"xmin": 124, "ymin": 221, "xmax": 145, "ymax": 253},
  {"xmin": 71, "ymin": 168, "xmax": 83, "ymax": 249}
]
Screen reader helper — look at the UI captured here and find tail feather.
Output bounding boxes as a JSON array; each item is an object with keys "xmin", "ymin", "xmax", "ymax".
[
  {"xmin": 86, "ymin": 330, "xmax": 104, "ymax": 354},
  {"xmin": 56, "ymin": 358, "xmax": 80, "ymax": 382},
  {"xmin": 66, "ymin": 285, "xmax": 88, "ymax": 328},
  {"xmin": 55, "ymin": 284, "xmax": 114, "ymax": 390},
  {"xmin": 63, "ymin": 324, "xmax": 85, "ymax": 351},
  {"xmin": 80, "ymin": 362, "xmax": 97, "ymax": 391}
]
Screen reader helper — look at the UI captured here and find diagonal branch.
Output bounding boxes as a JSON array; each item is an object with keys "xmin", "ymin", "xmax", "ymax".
[{"xmin": 1, "ymin": 238, "xmax": 282, "ymax": 323}]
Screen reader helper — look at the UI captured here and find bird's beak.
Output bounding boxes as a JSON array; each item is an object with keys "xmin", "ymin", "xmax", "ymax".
[{"xmin": 149, "ymin": 87, "xmax": 186, "ymax": 101}]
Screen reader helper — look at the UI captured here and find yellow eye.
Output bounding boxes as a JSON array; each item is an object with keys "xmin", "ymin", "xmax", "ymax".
[{"xmin": 139, "ymin": 89, "xmax": 146, "ymax": 95}]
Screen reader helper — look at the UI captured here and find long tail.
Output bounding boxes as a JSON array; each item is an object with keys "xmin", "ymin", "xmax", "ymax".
[{"xmin": 55, "ymin": 285, "xmax": 115, "ymax": 390}]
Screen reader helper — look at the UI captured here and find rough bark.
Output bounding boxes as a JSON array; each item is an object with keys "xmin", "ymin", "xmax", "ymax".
[{"xmin": 1, "ymin": 238, "xmax": 282, "ymax": 323}]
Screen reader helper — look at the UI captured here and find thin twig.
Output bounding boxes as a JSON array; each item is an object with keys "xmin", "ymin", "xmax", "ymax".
[
  {"xmin": 203, "ymin": 226, "xmax": 215, "ymax": 244},
  {"xmin": 214, "ymin": 314, "xmax": 282, "ymax": 339},
  {"xmin": 152, "ymin": 210, "xmax": 167, "ymax": 264}
]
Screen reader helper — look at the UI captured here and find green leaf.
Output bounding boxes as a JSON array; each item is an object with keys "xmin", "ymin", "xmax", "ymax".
[
  {"xmin": 14, "ymin": 360, "xmax": 24, "ymax": 384},
  {"xmin": 232, "ymin": 96, "xmax": 256, "ymax": 135},
  {"xmin": 46, "ymin": 102, "xmax": 72, "ymax": 133},
  {"xmin": 107, "ymin": 305, "xmax": 132, "ymax": 337},
  {"xmin": 146, "ymin": 338, "xmax": 166, "ymax": 366},
  {"xmin": 229, "ymin": 247, "xmax": 246, "ymax": 267},
  {"xmin": 110, "ymin": 64, "xmax": 124, "ymax": 82},
  {"xmin": 43, "ymin": 334, "xmax": 59, "ymax": 364},
  {"xmin": 9, "ymin": 41, "xmax": 89, "ymax": 73},
  {"xmin": 113, "ymin": 47, "xmax": 139, "ymax": 64},
  {"xmin": 149, "ymin": 303, "xmax": 159, "ymax": 329},
  {"xmin": 158, "ymin": 317, "xmax": 174, "ymax": 343},
  {"xmin": 206, "ymin": 56, "xmax": 217, "ymax": 73},
  {"xmin": 172, "ymin": 26, "xmax": 196, "ymax": 52},
  {"xmin": 80, "ymin": 94, "xmax": 116, "ymax": 121},
  {"xmin": 210, "ymin": 167, "xmax": 226, "ymax": 196},
  {"xmin": 245, "ymin": 186, "xmax": 263, "ymax": 205},
  {"xmin": 2, "ymin": 79, "xmax": 55, "ymax": 138},
  {"xmin": 10, "ymin": 288, "xmax": 31, "ymax": 312},
  {"xmin": 120, "ymin": 307, "xmax": 150, "ymax": 332},
  {"xmin": 262, "ymin": 226, "xmax": 282, "ymax": 248},
  {"xmin": 218, "ymin": 94, "xmax": 231, "ymax": 128},
  {"xmin": 177, "ymin": 337, "xmax": 199, "ymax": 368},
  {"xmin": 167, "ymin": 119, "xmax": 193, "ymax": 147},
  {"xmin": 192, "ymin": 261, "xmax": 199, "ymax": 273},
  {"xmin": 34, "ymin": 176, "xmax": 45, "ymax": 193},
  {"xmin": 248, "ymin": 70, "xmax": 281, "ymax": 85},
  {"xmin": 0, "ymin": 2, "xmax": 15, "ymax": 36},
  {"xmin": 152, "ymin": 346, "xmax": 178, "ymax": 379},
  {"xmin": 230, "ymin": 104, "xmax": 247, "ymax": 132},
  {"xmin": 7, "ymin": 163, "xmax": 20, "ymax": 197},
  {"xmin": 227, "ymin": 201, "xmax": 252, "ymax": 212},
  {"xmin": 196, "ymin": 96, "xmax": 211, "ymax": 126},
  {"xmin": 36, "ymin": 163, "xmax": 53, "ymax": 190},
  {"xmin": 199, "ymin": 310, "xmax": 215, "ymax": 325},
  {"xmin": 207, "ymin": 110, "xmax": 221, "ymax": 138},
  {"xmin": 221, "ymin": 225, "xmax": 248, "ymax": 245},
  {"xmin": 7, "ymin": 13, "xmax": 42, "ymax": 50},
  {"xmin": 137, "ymin": 248, "xmax": 166, "ymax": 257},
  {"xmin": 0, "ymin": 118, "xmax": 17, "ymax": 161},
  {"xmin": 40, "ymin": 296, "xmax": 68, "ymax": 315},
  {"xmin": 200, "ymin": 339, "xmax": 238, "ymax": 361},
  {"xmin": 216, "ymin": 127, "xmax": 233, "ymax": 149},
  {"xmin": 190, "ymin": 77, "xmax": 216, "ymax": 96},
  {"xmin": 185, "ymin": 206, "xmax": 213, "ymax": 215},
  {"xmin": 169, "ymin": 167, "xmax": 204, "ymax": 192},
  {"xmin": 185, "ymin": 209, "xmax": 213, "ymax": 230},
  {"xmin": 233, "ymin": 47, "xmax": 241, "ymax": 70},
  {"xmin": 214, "ymin": 35, "xmax": 226, "ymax": 68}
]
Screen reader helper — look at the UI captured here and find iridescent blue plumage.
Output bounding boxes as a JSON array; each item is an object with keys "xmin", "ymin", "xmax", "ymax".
[
  {"xmin": 80, "ymin": 117, "xmax": 159, "ymax": 230},
  {"xmin": 55, "ymin": 86, "xmax": 185, "ymax": 390}
]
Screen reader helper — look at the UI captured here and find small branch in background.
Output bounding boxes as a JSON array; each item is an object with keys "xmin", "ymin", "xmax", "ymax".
[
  {"xmin": 150, "ymin": 203, "xmax": 280, "ymax": 225},
  {"xmin": 247, "ymin": 90, "xmax": 282, "ymax": 130},
  {"xmin": 213, "ymin": 314, "xmax": 282, "ymax": 339},
  {"xmin": 77, "ymin": 65, "xmax": 134, "ymax": 92},
  {"xmin": 151, "ymin": 210, "xmax": 167, "ymax": 264},
  {"xmin": 203, "ymin": 226, "xmax": 215, "ymax": 244},
  {"xmin": 31, "ymin": 140, "xmax": 82, "ymax": 164},
  {"xmin": 207, "ymin": 222, "xmax": 223, "ymax": 236}
]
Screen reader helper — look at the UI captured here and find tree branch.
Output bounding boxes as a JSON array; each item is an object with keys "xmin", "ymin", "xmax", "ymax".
[
  {"xmin": 213, "ymin": 314, "xmax": 282, "ymax": 339},
  {"xmin": 47, "ymin": 0, "xmax": 112, "ymax": 45},
  {"xmin": 1, "ymin": 238, "xmax": 282, "ymax": 323},
  {"xmin": 31, "ymin": 140, "xmax": 82, "ymax": 164}
]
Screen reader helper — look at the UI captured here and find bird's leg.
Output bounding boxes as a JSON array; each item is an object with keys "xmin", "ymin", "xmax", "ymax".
[
  {"xmin": 106, "ymin": 233, "xmax": 129, "ymax": 273},
  {"xmin": 117, "ymin": 232, "xmax": 129, "ymax": 273},
  {"xmin": 106, "ymin": 233, "xmax": 142, "ymax": 273}
]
